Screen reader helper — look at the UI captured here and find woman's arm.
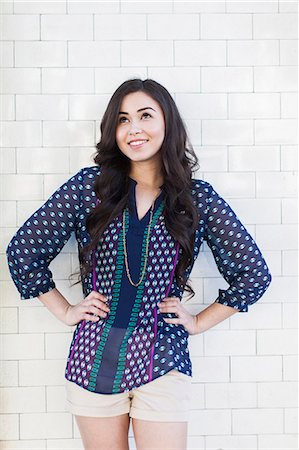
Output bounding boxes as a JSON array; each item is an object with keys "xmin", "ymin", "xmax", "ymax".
[
  {"xmin": 202, "ymin": 182, "xmax": 272, "ymax": 313},
  {"xmin": 194, "ymin": 302, "xmax": 239, "ymax": 334},
  {"xmin": 38, "ymin": 288, "xmax": 111, "ymax": 326},
  {"xmin": 37, "ymin": 288, "xmax": 71, "ymax": 324},
  {"xmin": 6, "ymin": 168, "xmax": 84, "ymax": 300},
  {"xmin": 160, "ymin": 181, "xmax": 272, "ymax": 335}
]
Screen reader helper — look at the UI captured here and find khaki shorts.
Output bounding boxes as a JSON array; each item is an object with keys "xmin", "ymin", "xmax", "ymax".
[{"xmin": 65, "ymin": 369, "xmax": 192, "ymax": 422}]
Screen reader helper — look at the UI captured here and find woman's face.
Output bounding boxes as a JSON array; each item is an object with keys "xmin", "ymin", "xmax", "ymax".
[{"xmin": 116, "ymin": 91, "xmax": 165, "ymax": 164}]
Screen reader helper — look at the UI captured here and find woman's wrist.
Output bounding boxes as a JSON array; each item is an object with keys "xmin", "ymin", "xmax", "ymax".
[
  {"xmin": 195, "ymin": 301, "xmax": 239, "ymax": 334},
  {"xmin": 194, "ymin": 314, "xmax": 203, "ymax": 334},
  {"xmin": 37, "ymin": 288, "xmax": 72, "ymax": 324}
]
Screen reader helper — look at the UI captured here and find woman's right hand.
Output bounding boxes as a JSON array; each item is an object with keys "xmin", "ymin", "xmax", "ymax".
[{"xmin": 64, "ymin": 291, "xmax": 110, "ymax": 326}]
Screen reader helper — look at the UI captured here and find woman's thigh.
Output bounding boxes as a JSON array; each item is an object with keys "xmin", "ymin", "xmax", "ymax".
[
  {"xmin": 75, "ymin": 413, "xmax": 130, "ymax": 450},
  {"xmin": 130, "ymin": 369, "xmax": 192, "ymax": 423},
  {"xmin": 130, "ymin": 369, "xmax": 191, "ymax": 449},
  {"xmin": 65, "ymin": 379, "xmax": 132, "ymax": 449},
  {"xmin": 132, "ymin": 418, "xmax": 188, "ymax": 450}
]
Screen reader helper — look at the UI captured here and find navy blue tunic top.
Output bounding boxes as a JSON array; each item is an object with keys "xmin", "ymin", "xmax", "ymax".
[
  {"xmin": 114, "ymin": 176, "xmax": 166, "ymax": 328},
  {"xmin": 6, "ymin": 166, "xmax": 272, "ymax": 394}
]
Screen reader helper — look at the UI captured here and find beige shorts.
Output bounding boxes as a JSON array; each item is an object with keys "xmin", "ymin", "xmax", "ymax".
[{"xmin": 65, "ymin": 369, "xmax": 192, "ymax": 422}]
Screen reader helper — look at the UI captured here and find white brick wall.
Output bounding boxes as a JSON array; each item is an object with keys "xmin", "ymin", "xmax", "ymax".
[{"xmin": 1, "ymin": 1, "xmax": 297, "ymax": 449}]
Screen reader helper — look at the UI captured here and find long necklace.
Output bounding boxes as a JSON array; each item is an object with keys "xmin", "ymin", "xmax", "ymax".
[{"xmin": 122, "ymin": 197, "xmax": 157, "ymax": 287}]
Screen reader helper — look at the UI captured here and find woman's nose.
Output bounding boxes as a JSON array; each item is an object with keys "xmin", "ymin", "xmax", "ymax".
[{"xmin": 128, "ymin": 121, "xmax": 142, "ymax": 134}]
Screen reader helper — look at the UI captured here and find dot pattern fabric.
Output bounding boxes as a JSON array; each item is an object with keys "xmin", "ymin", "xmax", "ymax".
[{"xmin": 6, "ymin": 165, "xmax": 272, "ymax": 395}]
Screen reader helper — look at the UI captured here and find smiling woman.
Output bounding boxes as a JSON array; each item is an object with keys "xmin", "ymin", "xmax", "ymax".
[
  {"xmin": 116, "ymin": 91, "xmax": 166, "ymax": 187},
  {"xmin": 6, "ymin": 78, "xmax": 272, "ymax": 450}
]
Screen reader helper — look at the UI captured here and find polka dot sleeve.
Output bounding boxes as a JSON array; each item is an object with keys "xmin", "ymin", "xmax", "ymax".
[
  {"xmin": 6, "ymin": 169, "xmax": 84, "ymax": 300},
  {"xmin": 203, "ymin": 183, "xmax": 272, "ymax": 312}
]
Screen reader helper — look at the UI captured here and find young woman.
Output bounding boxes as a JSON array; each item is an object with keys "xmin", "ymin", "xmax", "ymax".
[{"xmin": 6, "ymin": 78, "xmax": 272, "ymax": 450}]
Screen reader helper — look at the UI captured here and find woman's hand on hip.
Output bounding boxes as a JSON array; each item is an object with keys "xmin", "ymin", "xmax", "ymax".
[
  {"xmin": 157, "ymin": 297, "xmax": 200, "ymax": 336},
  {"xmin": 64, "ymin": 291, "xmax": 110, "ymax": 326}
]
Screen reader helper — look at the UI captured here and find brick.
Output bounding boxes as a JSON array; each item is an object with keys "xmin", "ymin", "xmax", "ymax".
[
  {"xmin": 175, "ymin": 40, "xmax": 226, "ymax": 66},
  {"xmin": 204, "ymin": 330, "xmax": 256, "ymax": 355},
  {"xmin": 254, "ymin": 13, "xmax": 297, "ymax": 39},
  {"xmin": 280, "ymin": 40, "xmax": 298, "ymax": 65},
  {"xmin": 95, "ymin": 14, "xmax": 146, "ymax": 40},
  {"xmin": 0, "ymin": 14, "xmax": 39, "ymax": 40},
  {"xmin": 41, "ymin": 14, "xmax": 92, "ymax": 40},
  {"xmin": 254, "ymin": 66, "xmax": 297, "ymax": 92},
  {"xmin": 0, "ymin": 69, "xmax": 40, "ymax": 94},
  {"xmin": 176, "ymin": 93, "xmax": 226, "ymax": 118},
  {"xmin": 0, "ymin": 334, "xmax": 44, "ymax": 360},
  {"xmin": 20, "ymin": 412, "xmax": 72, "ymax": 439},
  {"xmin": 121, "ymin": 41, "xmax": 173, "ymax": 66},
  {"xmin": 1, "ymin": 42, "xmax": 14, "ymax": 67},
  {"xmin": 233, "ymin": 408, "xmax": 283, "ymax": 434},
  {"xmin": 42, "ymin": 68, "xmax": 94, "ymax": 94},
  {"xmin": 201, "ymin": 13, "xmax": 252, "ymax": 39},
  {"xmin": 231, "ymin": 356, "xmax": 282, "ymax": 381},
  {"xmin": 229, "ymin": 93, "xmax": 280, "ymax": 118},
  {"xmin": 19, "ymin": 360, "xmax": 66, "ymax": 386},
  {"xmin": 0, "ymin": 414, "xmax": 19, "ymax": 440},
  {"xmin": 17, "ymin": 147, "xmax": 69, "ymax": 173},
  {"xmin": 0, "ymin": 387, "xmax": 46, "ymax": 413},
  {"xmin": 0, "ymin": 361, "xmax": 18, "ymax": 387},
  {"xmin": 120, "ymin": 0, "xmax": 172, "ymax": 13},
  {"xmin": 228, "ymin": 145, "xmax": 280, "ymax": 171},
  {"xmin": 15, "ymin": 42, "xmax": 67, "ymax": 67},
  {"xmin": 257, "ymin": 329, "xmax": 298, "ymax": 355},
  {"xmin": 148, "ymin": 14, "xmax": 199, "ymax": 39},
  {"xmin": 43, "ymin": 121, "xmax": 94, "ymax": 147},
  {"xmin": 148, "ymin": 68, "xmax": 201, "ymax": 93},
  {"xmin": 206, "ymin": 382, "xmax": 257, "ymax": 408},
  {"xmin": 202, "ymin": 67, "xmax": 252, "ymax": 92},
  {"xmin": 68, "ymin": 42, "xmax": 120, "ymax": 67},
  {"xmin": 228, "ymin": 40, "xmax": 278, "ymax": 66},
  {"xmin": 258, "ymin": 381, "xmax": 297, "ymax": 407}
]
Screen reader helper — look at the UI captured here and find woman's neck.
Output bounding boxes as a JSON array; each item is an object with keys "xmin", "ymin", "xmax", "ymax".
[{"xmin": 129, "ymin": 171, "xmax": 164, "ymax": 190}]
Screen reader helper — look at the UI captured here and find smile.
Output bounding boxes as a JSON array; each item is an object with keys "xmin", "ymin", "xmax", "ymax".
[{"xmin": 129, "ymin": 140, "xmax": 149, "ymax": 148}]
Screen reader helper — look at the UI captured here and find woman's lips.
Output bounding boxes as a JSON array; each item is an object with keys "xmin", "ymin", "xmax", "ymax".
[{"xmin": 129, "ymin": 139, "xmax": 148, "ymax": 149}]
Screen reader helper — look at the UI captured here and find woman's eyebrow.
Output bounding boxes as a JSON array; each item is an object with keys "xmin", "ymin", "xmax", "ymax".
[{"xmin": 118, "ymin": 107, "xmax": 156, "ymax": 115}]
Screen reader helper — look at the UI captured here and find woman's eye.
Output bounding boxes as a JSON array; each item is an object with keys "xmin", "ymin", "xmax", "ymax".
[{"xmin": 118, "ymin": 112, "xmax": 151, "ymax": 124}]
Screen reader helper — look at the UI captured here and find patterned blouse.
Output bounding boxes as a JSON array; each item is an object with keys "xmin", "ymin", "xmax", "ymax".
[{"xmin": 6, "ymin": 165, "xmax": 272, "ymax": 394}]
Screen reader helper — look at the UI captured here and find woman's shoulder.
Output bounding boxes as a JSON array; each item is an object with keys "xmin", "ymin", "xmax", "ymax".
[
  {"xmin": 81, "ymin": 165, "xmax": 101, "ymax": 177},
  {"xmin": 71, "ymin": 165, "xmax": 101, "ymax": 188},
  {"xmin": 191, "ymin": 177, "xmax": 213, "ymax": 194}
]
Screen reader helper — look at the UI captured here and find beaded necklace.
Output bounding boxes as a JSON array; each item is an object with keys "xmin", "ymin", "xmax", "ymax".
[{"xmin": 122, "ymin": 191, "xmax": 162, "ymax": 287}]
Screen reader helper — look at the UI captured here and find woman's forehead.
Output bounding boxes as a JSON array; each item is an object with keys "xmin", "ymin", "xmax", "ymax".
[{"xmin": 120, "ymin": 91, "xmax": 161, "ymax": 112}]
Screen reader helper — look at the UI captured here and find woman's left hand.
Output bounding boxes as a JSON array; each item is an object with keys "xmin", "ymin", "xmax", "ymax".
[{"xmin": 157, "ymin": 297, "xmax": 200, "ymax": 336}]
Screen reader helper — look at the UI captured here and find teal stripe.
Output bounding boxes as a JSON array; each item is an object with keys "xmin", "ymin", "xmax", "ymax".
[
  {"xmin": 112, "ymin": 203, "xmax": 165, "ymax": 393},
  {"xmin": 88, "ymin": 223, "xmax": 126, "ymax": 391}
]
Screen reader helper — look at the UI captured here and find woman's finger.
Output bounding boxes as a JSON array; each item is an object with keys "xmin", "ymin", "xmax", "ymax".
[
  {"xmin": 83, "ymin": 313, "xmax": 100, "ymax": 322},
  {"xmin": 158, "ymin": 298, "xmax": 179, "ymax": 307},
  {"xmin": 163, "ymin": 318, "xmax": 180, "ymax": 324},
  {"xmin": 86, "ymin": 291, "xmax": 109, "ymax": 302},
  {"xmin": 94, "ymin": 299, "xmax": 110, "ymax": 312},
  {"xmin": 84, "ymin": 298, "xmax": 110, "ymax": 312},
  {"xmin": 87, "ymin": 305, "xmax": 108, "ymax": 318},
  {"xmin": 165, "ymin": 297, "xmax": 180, "ymax": 303},
  {"xmin": 81, "ymin": 297, "xmax": 110, "ymax": 312},
  {"xmin": 158, "ymin": 306, "xmax": 178, "ymax": 314}
]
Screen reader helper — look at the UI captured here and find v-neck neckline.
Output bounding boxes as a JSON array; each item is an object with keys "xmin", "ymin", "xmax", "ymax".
[
  {"xmin": 128, "ymin": 177, "xmax": 165, "ymax": 225},
  {"xmin": 128, "ymin": 176, "xmax": 165, "ymax": 190}
]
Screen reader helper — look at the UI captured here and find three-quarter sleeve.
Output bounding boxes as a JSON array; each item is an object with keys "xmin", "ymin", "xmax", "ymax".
[
  {"xmin": 203, "ymin": 182, "xmax": 272, "ymax": 312},
  {"xmin": 6, "ymin": 168, "xmax": 84, "ymax": 300}
]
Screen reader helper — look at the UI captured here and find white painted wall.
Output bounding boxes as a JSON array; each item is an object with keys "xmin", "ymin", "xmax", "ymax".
[{"xmin": 1, "ymin": 1, "xmax": 297, "ymax": 449}]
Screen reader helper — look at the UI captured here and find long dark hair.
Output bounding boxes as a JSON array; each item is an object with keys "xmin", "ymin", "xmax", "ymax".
[{"xmin": 70, "ymin": 78, "xmax": 200, "ymax": 301}]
